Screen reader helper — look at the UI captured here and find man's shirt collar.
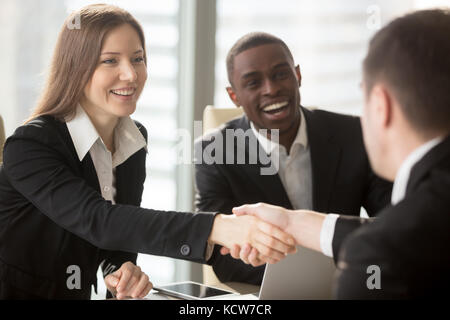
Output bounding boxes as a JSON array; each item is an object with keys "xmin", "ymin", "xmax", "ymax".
[{"xmin": 391, "ymin": 136, "xmax": 443, "ymax": 205}]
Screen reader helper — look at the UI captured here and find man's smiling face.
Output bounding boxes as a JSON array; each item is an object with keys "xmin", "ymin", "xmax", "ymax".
[{"xmin": 227, "ymin": 43, "xmax": 302, "ymax": 135}]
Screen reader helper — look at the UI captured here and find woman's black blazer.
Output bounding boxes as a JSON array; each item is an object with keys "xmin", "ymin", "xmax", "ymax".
[{"xmin": 0, "ymin": 115, "xmax": 215, "ymax": 299}]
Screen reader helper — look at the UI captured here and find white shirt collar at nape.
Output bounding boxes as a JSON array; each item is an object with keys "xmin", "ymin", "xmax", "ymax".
[
  {"xmin": 391, "ymin": 136, "xmax": 443, "ymax": 205},
  {"xmin": 250, "ymin": 106, "xmax": 308, "ymax": 155},
  {"xmin": 66, "ymin": 104, "xmax": 147, "ymax": 167}
]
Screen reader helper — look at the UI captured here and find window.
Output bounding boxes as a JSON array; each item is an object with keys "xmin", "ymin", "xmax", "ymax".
[{"xmin": 215, "ymin": 0, "xmax": 449, "ymax": 116}]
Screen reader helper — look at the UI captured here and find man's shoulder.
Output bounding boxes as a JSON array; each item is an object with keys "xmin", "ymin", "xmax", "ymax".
[
  {"xmin": 305, "ymin": 108, "xmax": 360, "ymax": 130},
  {"xmin": 304, "ymin": 108, "xmax": 364, "ymax": 146},
  {"xmin": 351, "ymin": 163, "xmax": 450, "ymax": 242}
]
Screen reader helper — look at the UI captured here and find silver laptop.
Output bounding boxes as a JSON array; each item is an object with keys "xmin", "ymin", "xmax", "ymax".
[
  {"xmin": 254, "ymin": 246, "xmax": 336, "ymax": 300},
  {"xmin": 148, "ymin": 246, "xmax": 336, "ymax": 300}
]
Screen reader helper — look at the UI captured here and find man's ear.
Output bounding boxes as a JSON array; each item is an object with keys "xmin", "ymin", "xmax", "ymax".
[
  {"xmin": 371, "ymin": 84, "xmax": 393, "ymax": 129},
  {"xmin": 226, "ymin": 86, "xmax": 240, "ymax": 107},
  {"xmin": 295, "ymin": 65, "xmax": 302, "ymax": 87}
]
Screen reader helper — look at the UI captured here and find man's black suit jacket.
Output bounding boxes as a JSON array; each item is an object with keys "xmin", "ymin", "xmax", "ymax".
[
  {"xmin": 0, "ymin": 116, "xmax": 215, "ymax": 299},
  {"xmin": 194, "ymin": 107, "xmax": 392, "ymax": 284},
  {"xmin": 333, "ymin": 136, "xmax": 450, "ymax": 299}
]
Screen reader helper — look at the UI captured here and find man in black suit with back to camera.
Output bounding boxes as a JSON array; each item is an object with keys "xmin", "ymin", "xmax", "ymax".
[{"xmin": 194, "ymin": 32, "xmax": 392, "ymax": 284}]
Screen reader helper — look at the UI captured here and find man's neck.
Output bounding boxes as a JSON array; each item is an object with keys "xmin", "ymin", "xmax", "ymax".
[{"xmin": 267, "ymin": 116, "xmax": 301, "ymax": 154}]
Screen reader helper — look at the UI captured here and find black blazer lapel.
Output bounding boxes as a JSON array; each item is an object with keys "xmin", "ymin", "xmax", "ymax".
[
  {"xmin": 234, "ymin": 116, "xmax": 293, "ymax": 209},
  {"xmin": 60, "ymin": 121, "xmax": 101, "ymax": 195},
  {"xmin": 80, "ymin": 154, "xmax": 101, "ymax": 194},
  {"xmin": 303, "ymin": 107, "xmax": 341, "ymax": 213}
]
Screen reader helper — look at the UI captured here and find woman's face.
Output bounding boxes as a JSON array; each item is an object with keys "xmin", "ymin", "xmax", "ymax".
[{"xmin": 81, "ymin": 23, "xmax": 147, "ymax": 122}]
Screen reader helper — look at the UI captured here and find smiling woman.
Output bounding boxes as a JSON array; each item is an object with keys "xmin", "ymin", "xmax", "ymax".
[
  {"xmin": 0, "ymin": 4, "xmax": 296, "ymax": 300},
  {"xmin": 80, "ymin": 23, "xmax": 148, "ymax": 153}
]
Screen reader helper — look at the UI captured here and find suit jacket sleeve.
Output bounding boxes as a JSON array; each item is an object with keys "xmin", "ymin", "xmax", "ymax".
[
  {"xmin": 194, "ymin": 140, "xmax": 265, "ymax": 284},
  {"xmin": 331, "ymin": 168, "xmax": 391, "ymax": 260},
  {"xmin": 3, "ymin": 124, "xmax": 215, "ymax": 263},
  {"xmin": 363, "ymin": 169, "xmax": 393, "ymax": 216},
  {"xmin": 332, "ymin": 215, "xmax": 374, "ymax": 262}
]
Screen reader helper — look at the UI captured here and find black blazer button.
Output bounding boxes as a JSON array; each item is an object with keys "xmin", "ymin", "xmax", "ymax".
[{"xmin": 180, "ymin": 244, "xmax": 191, "ymax": 256}]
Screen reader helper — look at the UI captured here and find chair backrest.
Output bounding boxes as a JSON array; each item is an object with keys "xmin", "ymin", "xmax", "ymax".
[
  {"xmin": 0, "ymin": 115, "xmax": 5, "ymax": 164},
  {"xmin": 202, "ymin": 105, "xmax": 244, "ymax": 134},
  {"xmin": 201, "ymin": 105, "xmax": 244, "ymax": 285}
]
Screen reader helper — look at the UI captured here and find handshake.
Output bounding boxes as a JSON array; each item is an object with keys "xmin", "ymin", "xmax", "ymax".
[{"xmin": 208, "ymin": 203, "xmax": 325, "ymax": 267}]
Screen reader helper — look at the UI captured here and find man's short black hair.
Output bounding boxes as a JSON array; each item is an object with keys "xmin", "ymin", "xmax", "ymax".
[
  {"xmin": 364, "ymin": 9, "xmax": 450, "ymax": 136},
  {"xmin": 226, "ymin": 32, "xmax": 294, "ymax": 86}
]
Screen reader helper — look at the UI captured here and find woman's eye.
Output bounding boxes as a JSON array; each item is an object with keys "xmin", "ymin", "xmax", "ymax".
[
  {"xmin": 133, "ymin": 56, "xmax": 144, "ymax": 63},
  {"xmin": 102, "ymin": 59, "xmax": 116, "ymax": 64}
]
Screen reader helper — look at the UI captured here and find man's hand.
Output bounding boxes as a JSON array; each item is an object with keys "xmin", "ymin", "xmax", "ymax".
[
  {"xmin": 232, "ymin": 203, "xmax": 326, "ymax": 253},
  {"xmin": 217, "ymin": 203, "xmax": 295, "ymax": 266},
  {"xmin": 233, "ymin": 203, "xmax": 291, "ymax": 230},
  {"xmin": 104, "ymin": 261, "xmax": 153, "ymax": 299},
  {"xmin": 209, "ymin": 214, "xmax": 297, "ymax": 264}
]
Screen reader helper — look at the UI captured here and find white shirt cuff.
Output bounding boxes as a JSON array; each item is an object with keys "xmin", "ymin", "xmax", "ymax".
[{"xmin": 320, "ymin": 214, "xmax": 339, "ymax": 258}]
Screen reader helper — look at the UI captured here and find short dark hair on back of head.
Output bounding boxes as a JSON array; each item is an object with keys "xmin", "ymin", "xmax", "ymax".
[
  {"xmin": 363, "ymin": 9, "xmax": 450, "ymax": 136},
  {"xmin": 226, "ymin": 32, "xmax": 294, "ymax": 86}
]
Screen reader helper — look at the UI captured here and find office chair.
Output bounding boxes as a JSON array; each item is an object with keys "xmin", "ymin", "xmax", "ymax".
[
  {"xmin": 201, "ymin": 105, "xmax": 243, "ymax": 285},
  {"xmin": 202, "ymin": 105, "xmax": 244, "ymax": 134}
]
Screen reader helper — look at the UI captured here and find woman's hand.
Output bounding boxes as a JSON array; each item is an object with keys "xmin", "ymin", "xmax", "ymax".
[
  {"xmin": 104, "ymin": 261, "xmax": 153, "ymax": 299},
  {"xmin": 221, "ymin": 243, "xmax": 268, "ymax": 267}
]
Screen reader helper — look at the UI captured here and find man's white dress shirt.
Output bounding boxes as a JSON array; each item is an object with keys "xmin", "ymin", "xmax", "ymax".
[{"xmin": 251, "ymin": 107, "xmax": 313, "ymax": 211}]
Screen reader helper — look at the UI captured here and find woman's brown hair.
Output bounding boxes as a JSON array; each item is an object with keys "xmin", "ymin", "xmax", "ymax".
[{"xmin": 26, "ymin": 4, "xmax": 147, "ymax": 123}]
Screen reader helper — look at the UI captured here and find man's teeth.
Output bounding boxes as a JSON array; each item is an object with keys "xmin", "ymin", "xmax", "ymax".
[
  {"xmin": 111, "ymin": 88, "xmax": 135, "ymax": 96},
  {"xmin": 263, "ymin": 102, "xmax": 288, "ymax": 112}
]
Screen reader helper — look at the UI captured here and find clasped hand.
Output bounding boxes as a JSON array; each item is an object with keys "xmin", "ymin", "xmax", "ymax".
[
  {"xmin": 211, "ymin": 210, "xmax": 297, "ymax": 266},
  {"xmin": 218, "ymin": 203, "xmax": 297, "ymax": 267}
]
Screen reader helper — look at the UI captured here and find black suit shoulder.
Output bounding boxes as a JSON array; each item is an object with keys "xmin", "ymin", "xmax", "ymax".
[
  {"xmin": 10, "ymin": 115, "xmax": 68, "ymax": 145},
  {"xmin": 304, "ymin": 108, "xmax": 364, "ymax": 147},
  {"xmin": 132, "ymin": 119, "xmax": 148, "ymax": 142},
  {"xmin": 335, "ymin": 139, "xmax": 450, "ymax": 299}
]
